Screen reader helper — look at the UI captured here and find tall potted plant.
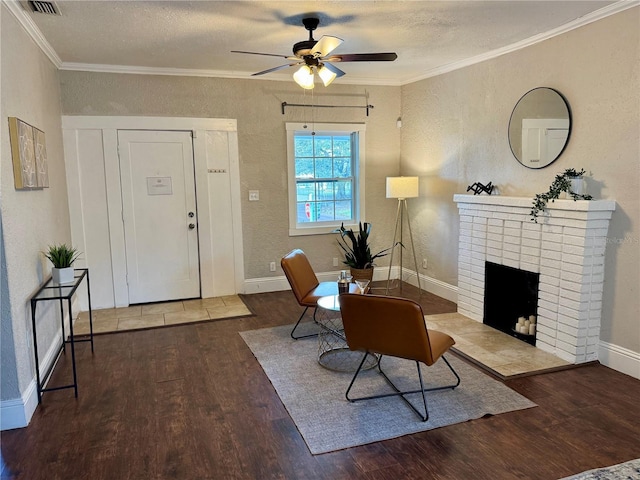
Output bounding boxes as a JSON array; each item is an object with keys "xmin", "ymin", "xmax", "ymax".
[
  {"xmin": 44, "ymin": 244, "xmax": 81, "ymax": 284},
  {"xmin": 334, "ymin": 222, "xmax": 395, "ymax": 282}
]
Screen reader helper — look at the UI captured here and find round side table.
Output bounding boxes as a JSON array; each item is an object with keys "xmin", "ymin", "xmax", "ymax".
[{"xmin": 316, "ymin": 294, "xmax": 378, "ymax": 372}]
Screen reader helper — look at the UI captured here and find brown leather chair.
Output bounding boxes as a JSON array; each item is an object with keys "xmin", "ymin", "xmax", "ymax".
[
  {"xmin": 281, "ymin": 249, "xmax": 358, "ymax": 339},
  {"xmin": 339, "ymin": 293, "xmax": 460, "ymax": 421}
]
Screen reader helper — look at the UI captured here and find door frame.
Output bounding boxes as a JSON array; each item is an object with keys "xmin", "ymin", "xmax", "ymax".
[{"xmin": 63, "ymin": 116, "xmax": 244, "ymax": 307}]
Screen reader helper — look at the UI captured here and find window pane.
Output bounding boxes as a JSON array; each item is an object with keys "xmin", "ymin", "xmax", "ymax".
[
  {"xmin": 335, "ymin": 180, "xmax": 352, "ymax": 200},
  {"xmin": 314, "ymin": 136, "xmax": 332, "ymax": 157},
  {"xmin": 333, "ymin": 136, "xmax": 351, "ymax": 156},
  {"xmin": 295, "ymin": 136, "xmax": 314, "ymax": 156},
  {"xmin": 297, "ymin": 201, "xmax": 318, "ymax": 222},
  {"xmin": 315, "ymin": 157, "xmax": 332, "ymax": 178},
  {"xmin": 333, "ymin": 157, "xmax": 351, "ymax": 178},
  {"xmin": 317, "ymin": 181, "xmax": 334, "ymax": 201},
  {"xmin": 296, "ymin": 182, "xmax": 315, "ymax": 202},
  {"xmin": 295, "ymin": 158, "xmax": 314, "ymax": 178},
  {"xmin": 317, "ymin": 201, "xmax": 335, "ymax": 221},
  {"xmin": 335, "ymin": 201, "xmax": 352, "ymax": 220}
]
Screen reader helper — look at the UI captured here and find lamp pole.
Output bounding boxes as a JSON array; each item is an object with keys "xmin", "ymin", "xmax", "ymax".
[{"xmin": 385, "ymin": 176, "xmax": 422, "ymax": 296}]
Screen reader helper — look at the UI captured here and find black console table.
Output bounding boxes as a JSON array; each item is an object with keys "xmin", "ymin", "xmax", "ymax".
[{"xmin": 30, "ymin": 268, "xmax": 94, "ymax": 403}]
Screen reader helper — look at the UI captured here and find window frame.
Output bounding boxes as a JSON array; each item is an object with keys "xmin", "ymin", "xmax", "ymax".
[{"xmin": 286, "ymin": 122, "xmax": 366, "ymax": 236}]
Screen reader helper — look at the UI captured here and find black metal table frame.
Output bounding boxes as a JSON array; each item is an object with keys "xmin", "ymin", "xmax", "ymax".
[{"xmin": 30, "ymin": 268, "xmax": 94, "ymax": 403}]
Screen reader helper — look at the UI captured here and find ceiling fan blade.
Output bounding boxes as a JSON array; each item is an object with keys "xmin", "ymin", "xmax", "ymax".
[
  {"xmin": 311, "ymin": 35, "xmax": 343, "ymax": 57},
  {"xmin": 322, "ymin": 62, "xmax": 346, "ymax": 78},
  {"xmin": 324, "ymin": 53, "xmax": 398, "ymax": 62},
  {"xmin": 251, "ymin": 63, "xmax": 300, "ymax": 76},
  {"xmin": 231, "ymin": 50, "xmax": 291, "ymax": 59}
]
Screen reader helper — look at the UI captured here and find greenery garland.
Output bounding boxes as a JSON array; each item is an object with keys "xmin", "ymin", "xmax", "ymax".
[{"xmin": 531, "ymin": 168, "xmax": 592, "ymax": 222}]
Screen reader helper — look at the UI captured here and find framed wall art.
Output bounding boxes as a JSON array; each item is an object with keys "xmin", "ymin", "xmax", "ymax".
[{"xmin": 8, "ymin": 117, "xmax": 49, "ymax": 190}]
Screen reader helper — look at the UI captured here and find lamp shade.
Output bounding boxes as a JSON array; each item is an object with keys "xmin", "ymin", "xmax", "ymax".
[
  {"xmin": 386, "ymin": 176, "xmax": 419, "ymax": 199},
  {"xmin": 317, "ymin": 65, "xmax": 337, "ymax": 86},
  {"xmin": 293, "ymin": 66, "xmax": 315, "ymax": 89}
]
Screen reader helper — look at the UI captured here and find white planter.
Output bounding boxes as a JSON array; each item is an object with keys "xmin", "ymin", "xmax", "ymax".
[
  {"xmin": 52, "ymin": 267, "xmax": 75, "ymax": 284},
  {"xmin": 569, "ymin": 176, "xmax": 585, "ymax": 196}
]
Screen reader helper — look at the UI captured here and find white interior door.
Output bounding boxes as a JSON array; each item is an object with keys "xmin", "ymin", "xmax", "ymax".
[
  {"xmin": 118, "ymin": 130, "xmax": 200, "ymax": 304},
  {"xmin": 521, "ymin": 118, "xmax": 569, "ymax": 167}
]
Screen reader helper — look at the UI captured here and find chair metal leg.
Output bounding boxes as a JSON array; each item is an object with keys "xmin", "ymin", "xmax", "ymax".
[
  {"xmin": 345, "ymin": 353, "xmax": 460, "ymax": 421},
  {"xmin": 290, "ymin": 306, "xmax": 321, "ymax": 340}
]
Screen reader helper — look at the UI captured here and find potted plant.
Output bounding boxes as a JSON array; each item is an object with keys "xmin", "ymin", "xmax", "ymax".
[
  {"xmin": 44, "ymin": 244, "xmax": 81, "ymax": 284},
  {"xmin": 334, "ymin": 222, "xmax": 395, "ymax": 282},
  {"xmin": 530, "ymin": 168, "xmax": 593, "ymax": 222}
]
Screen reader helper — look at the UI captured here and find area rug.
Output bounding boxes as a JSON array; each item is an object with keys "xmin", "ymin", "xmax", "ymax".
[
  {"xmin": 240, "ymin": 323, "xmax": 537, "ymax": 455},
  {"xmin": 558, "ymin": 458, "xmax": 640, "ymax": 480}
]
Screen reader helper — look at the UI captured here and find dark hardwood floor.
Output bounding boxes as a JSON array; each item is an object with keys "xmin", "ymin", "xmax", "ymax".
[{"xmin": 2, "ymin": 284, "xmax": 639, "ymax": 479}]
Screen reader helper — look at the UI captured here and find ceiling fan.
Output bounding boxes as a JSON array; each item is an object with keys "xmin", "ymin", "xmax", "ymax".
[{"xmin": 231, "ymin": 17, "xmax": 397, "ymax": 89}]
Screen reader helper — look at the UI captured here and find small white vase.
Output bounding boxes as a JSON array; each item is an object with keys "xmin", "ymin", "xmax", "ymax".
[
  {"xmin": 569, "ymin": 176, "xmax": 585, "ymax": 196},
  {"xmin": 52, "ymin": 267, "xmax": 74, "ymax": 284}
]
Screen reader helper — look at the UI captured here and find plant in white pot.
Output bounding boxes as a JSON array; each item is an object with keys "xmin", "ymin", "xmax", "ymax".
[
  {"xmin": 44, "ymin": 244, "xmax": 81, "ymax": 284},
  {"xmin": 530, "ymin": 168, "xmax": 593, "ymax": 222}
]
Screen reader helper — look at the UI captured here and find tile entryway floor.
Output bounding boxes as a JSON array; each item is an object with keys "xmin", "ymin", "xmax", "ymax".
[
  {"xmin": 74, "ymin": 295, "xmax": 252, "ymax": 335},
  {"xmin": 426, "ymin": 312, "xmax": 571, "ymax": 379}
]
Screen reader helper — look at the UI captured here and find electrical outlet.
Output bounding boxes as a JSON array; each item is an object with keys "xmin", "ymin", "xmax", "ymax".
[
  {"xmin": 333, "ymin": 257, "xmax": 339, "ymax": 267},
  {"xmin": 269, "ymin": 261, "xmax": 276, "ymax": 272},
  {"xmin": 422, "ymin": 258, "xmax": 428, "ymax": 269},
  {"xmin": 249, "ymin": 190, "xmax": 259, "ymax": 201}
]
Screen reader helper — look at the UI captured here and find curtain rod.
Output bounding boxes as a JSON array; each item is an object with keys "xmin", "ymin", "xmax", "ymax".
[{"xmin": 281, "ymin": 102, "xmax": 374, "ymax": 116}]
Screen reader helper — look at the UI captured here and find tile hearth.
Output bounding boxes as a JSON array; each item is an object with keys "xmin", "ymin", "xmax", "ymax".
[{"xmin": 426, "ymin": 312, "xmax": 571, "ymax": 378}]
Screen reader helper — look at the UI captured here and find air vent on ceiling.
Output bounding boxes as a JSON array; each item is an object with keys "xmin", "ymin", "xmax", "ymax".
[{"xmin": 24, "ymin": 0, "xmax": 61, "ymax": 15}]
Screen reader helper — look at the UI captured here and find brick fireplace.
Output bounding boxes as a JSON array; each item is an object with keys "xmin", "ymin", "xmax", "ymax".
[{"xmin": 453, "ymin": 194, "xmax": 616, "ymax": 364}]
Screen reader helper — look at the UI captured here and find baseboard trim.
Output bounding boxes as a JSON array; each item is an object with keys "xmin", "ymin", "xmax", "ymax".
[
  {"xmin": 242, "ymin": 267, "xmax": 458, "ymax": 303},
  {"xmin": 1, "ymin": 298, "xmax": 79, "ymax": 431},
  {"xmin": 598, "ymin": 340, "xmax": 640, "ymax": 380},
  {"xmin": 0, "ymin": 335, "xmax": 60, "ymax": 430}
]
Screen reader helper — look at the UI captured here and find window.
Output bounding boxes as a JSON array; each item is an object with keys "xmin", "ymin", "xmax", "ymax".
[{"xmin": 286, "ymin": 123, "xmax": 366, "ymax": 236}]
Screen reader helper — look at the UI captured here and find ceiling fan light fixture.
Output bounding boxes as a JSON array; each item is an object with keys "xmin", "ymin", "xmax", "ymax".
[
  {"xmin": 293, "ymin": 65, "xmax": 315, "ymax": 89},
  {"xmin": 317, "ymin": 64, "xmax": 337, "ymax": 87}
]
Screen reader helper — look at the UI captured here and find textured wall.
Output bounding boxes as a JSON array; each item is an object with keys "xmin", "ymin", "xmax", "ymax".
[
  {"xmin": 1, "ymin": 5, "xmax": 71, "ymax": 400},
  {"xmin": 401, "ymin": 7, "xmax": 639, "ymax": 352},
  {"xmin": 59, "ymin": 73, "xmax": 402, "ymax": 278}
]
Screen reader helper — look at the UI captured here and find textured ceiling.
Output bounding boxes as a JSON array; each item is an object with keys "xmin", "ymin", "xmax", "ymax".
[{"xmin": 20, "ymin": 0, "xmax": 621, "ymax": 85}]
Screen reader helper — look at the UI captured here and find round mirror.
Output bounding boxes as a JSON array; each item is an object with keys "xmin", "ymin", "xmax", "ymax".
[{"xmin": 508, "ymin": 87, "xmax": 571, "ymax": 169}]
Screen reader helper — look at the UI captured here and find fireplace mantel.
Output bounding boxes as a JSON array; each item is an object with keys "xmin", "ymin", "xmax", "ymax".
[
  {"xmin": 453, "ymin": 194, "xmax": 616, "ymax": 213},
  {"xmin": 453, "ymin": 194, "xmax": 616, "ymax": 364}
]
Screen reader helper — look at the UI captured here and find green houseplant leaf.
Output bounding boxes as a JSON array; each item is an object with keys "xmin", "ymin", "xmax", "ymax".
[
  {"xmin": 44, "ymin": 244, "xmax": 81, "ymax": 268},
  {"xmin": 334, "ymin": 222, "xmax": 396, "ymax": 269},
  {"xmin": 530, "ymin": 168, "xmax": 593, "ymax": 222}
]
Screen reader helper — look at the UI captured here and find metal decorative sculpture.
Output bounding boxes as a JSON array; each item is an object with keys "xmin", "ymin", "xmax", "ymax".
[{"xmin": 467, "ymin": 181, "xmax": 494, "ymax": 195}]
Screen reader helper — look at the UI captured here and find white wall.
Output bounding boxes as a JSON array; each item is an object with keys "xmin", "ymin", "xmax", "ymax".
[
  {"xmin": 401, "ymin": 7, "xmax": 640, "ymax": 376},
  {"xmin": 1, "ymin": 4, "xmax": 72, "ymax": 427}
]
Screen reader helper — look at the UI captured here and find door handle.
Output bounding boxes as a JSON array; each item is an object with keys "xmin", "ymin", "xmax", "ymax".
[{"xmin": 188, "ymin": 223, "xmax": 196, "ymax": 230}]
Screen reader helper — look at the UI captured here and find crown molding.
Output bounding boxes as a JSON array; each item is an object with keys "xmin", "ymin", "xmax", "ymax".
[
  {"xmin": 401, "ymin": 0, "xmax": 640, "ymax": 85},
  {"xmin": 2, "ymin": 0, "xmax": 62, "ymax": 67},
  {"xmin": 58, "ymin": 62, "xmax": 402, "ymax": 86}
]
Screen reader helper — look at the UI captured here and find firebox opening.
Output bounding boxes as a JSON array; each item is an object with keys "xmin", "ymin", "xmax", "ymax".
[{"xmin": 483, "ymin": 261, "xmax": 539, "ymax": 346}]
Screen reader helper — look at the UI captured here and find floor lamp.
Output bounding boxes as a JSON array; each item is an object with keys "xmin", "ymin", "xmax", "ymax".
[{"xmin": 385, "ymin": 176, "xmax": 422, "ymax": 295}]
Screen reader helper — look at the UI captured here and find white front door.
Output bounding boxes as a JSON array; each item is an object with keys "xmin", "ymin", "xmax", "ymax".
[{"xmin": 118, "ymin": 130, "xmax": 200, "ymax": 304}]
